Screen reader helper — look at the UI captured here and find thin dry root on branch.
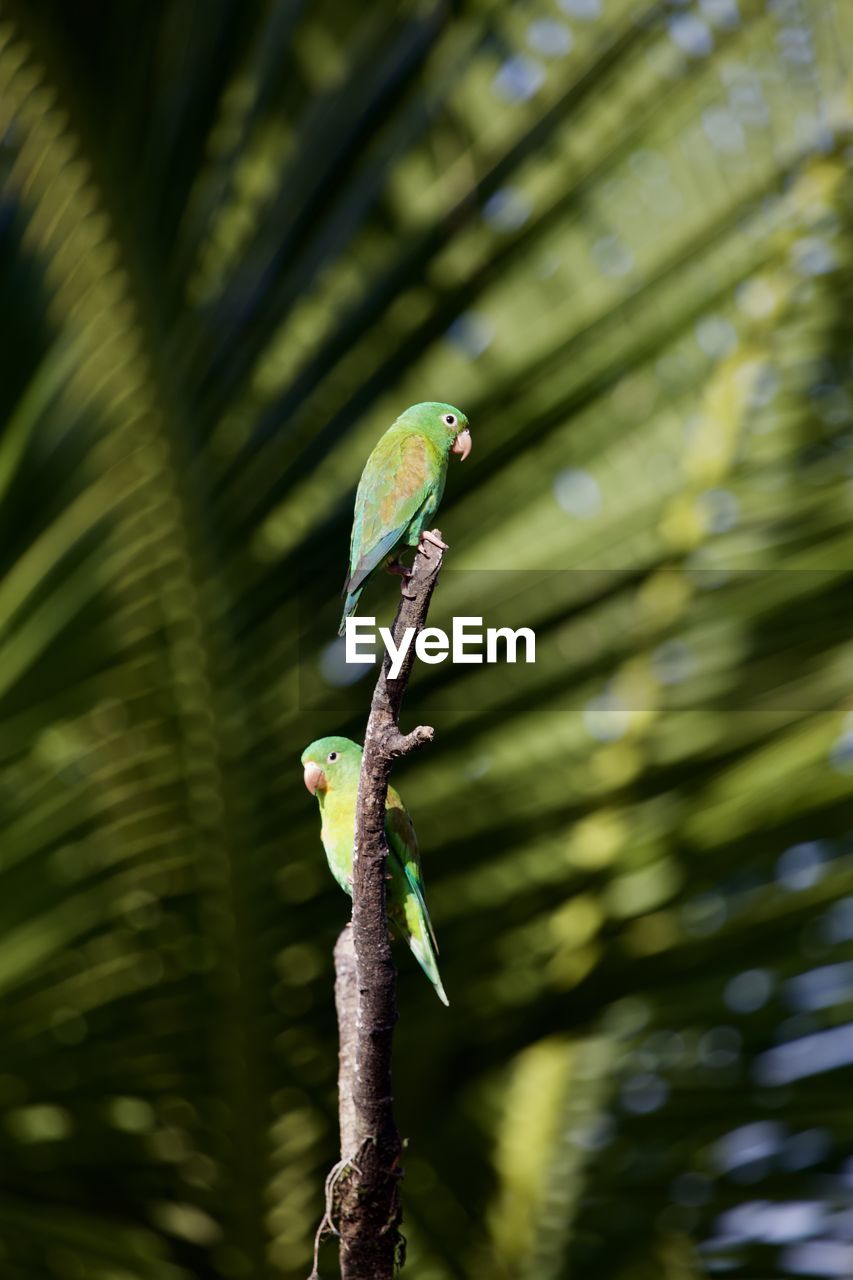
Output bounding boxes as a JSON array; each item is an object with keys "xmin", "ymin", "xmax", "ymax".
[{"xmin": 308, "ymin": 1145, "xmax": 368, "ymax": 1280}]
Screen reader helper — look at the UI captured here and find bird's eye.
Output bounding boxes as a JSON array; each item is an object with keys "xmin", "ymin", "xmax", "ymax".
[
  {"xmin": 327, "ymin": 751, "xmax": 338, "ymax": 763},
  {"xmin": 444, "ymin": 413, "xmax": 457, "ymax": 427}
]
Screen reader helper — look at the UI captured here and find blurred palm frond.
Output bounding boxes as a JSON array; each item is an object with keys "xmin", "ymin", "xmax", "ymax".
[{"xmin": 1, "ymin": 1, "xmax": 853, "ymax": 1278}]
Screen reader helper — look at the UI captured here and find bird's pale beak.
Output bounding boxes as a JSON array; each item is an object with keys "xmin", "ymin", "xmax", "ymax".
[
  {"xmin": 452, "ymin": 428, "xmax": 472, "ymax": 461},
  {"xmin": 303, "ymin": 762, "xmax": 326, "ymax": 795}
]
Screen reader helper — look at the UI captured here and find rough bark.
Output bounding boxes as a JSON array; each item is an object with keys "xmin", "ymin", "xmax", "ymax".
[
  {"xmin": 313, "ymin": 534, "xmax": 444, "ymax": 1280},
  {"xmin": 333, "ymin": 927, "xmax": 358, "ymax": 1158}
]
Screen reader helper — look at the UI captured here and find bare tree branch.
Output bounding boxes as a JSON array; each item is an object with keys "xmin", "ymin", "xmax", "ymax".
[{"xmin": 311, "ymin": 534, "xmax": 445, "ymax": 1280}]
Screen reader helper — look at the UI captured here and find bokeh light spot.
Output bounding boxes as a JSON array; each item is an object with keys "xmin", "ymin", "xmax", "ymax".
[
  {"xmin": 725, "ymin": 969, "xmax": 774, "ymax": 1013},
  {"xmin": 776, "ymin": 841, "xmax": 826, "ymax": 891},
  {"xmin": 669, "ymin": 14, "xmax": 714, "ymax": 58},
  {"xmin": 592, "ymin": 235, "xmax": 634, "ymax": 277},
  {"xmin": 482, "ymin": 187, "xmax": 532, "ymax": 233},
  {"xmin": 621, "ymin": 1072, "xmax": 669, "ymax": 1114},
  {"xmin": 557, "ymin": 0, "xmax": 601, "ymax": 17},
  {"xmin": 527, "ymin": 19, "xmax": 573, "ymax": 58},
  {"xmin": 554, "ymin": 468, "xmax": 602, "ymax": 517},
  {"xmin": 492, "ymin": 55, "xmax": 545, "ymax": 103}
]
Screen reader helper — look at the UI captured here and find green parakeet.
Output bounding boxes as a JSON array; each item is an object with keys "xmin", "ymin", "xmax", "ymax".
[
  {"xmin": 339, "ymin": 401, "xmax": 471, "ymax": 634},
  {"xmin": 301, "ymin": 735, "xmax": 449, "ymax": 1006}
]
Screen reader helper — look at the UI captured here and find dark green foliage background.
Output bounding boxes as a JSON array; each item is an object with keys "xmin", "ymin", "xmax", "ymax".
[{"xmin": 0, "ymin": 1, "xmax": 852, "ymax": 1277}]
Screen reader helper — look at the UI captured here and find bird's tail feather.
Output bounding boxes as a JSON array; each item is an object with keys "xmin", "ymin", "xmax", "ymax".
[
  {"xmin": 408, "ymin": 930, "xmax": 450, "ymax": 1007},
  {"xmin": 338, "ymin": 586, "xmax": 363, "ymax": 636}
]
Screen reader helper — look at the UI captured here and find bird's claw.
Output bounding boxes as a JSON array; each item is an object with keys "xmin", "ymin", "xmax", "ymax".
[
  {"xmin": 387, "ymin": 560, "xmax": 413, "ymax": 579},
  {"xmin": 417, "ymin": 528, "xmax": 449, "ymax": 554}
]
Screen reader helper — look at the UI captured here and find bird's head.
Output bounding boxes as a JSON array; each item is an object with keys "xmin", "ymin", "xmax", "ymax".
[
  {"xmin": 301, "ymin": 736, "xmax": 363, "ymax": 797},
  {"xmin": 401, "ymin": 402, "xmax": 472, "ymax": 461}
]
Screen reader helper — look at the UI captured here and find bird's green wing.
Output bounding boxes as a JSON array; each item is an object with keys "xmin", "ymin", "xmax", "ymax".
[
  {"xmin": 385, "ymin": 790, "xmax": 439, "ymax": 954},
  {"xmin": 345, "ymin": 430, "xmax": 440, "ymax": 595},
  {"xmin": 385, "ymin": 788, "xmax": 448, "ymax": 1005}
]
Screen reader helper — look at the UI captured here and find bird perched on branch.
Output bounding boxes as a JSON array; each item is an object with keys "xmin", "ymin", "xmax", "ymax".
[
  {"xmin": 339, "ymin": 401, "xmax": 471, "ymax": 634},
  {"xmin": 301, "ymin": 735, "xmax": 449, "ymax": 1005}
]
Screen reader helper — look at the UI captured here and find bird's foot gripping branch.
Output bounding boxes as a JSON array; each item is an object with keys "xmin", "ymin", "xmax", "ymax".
[{"xmin": 311, "ymin": 533, "xmax": 445, "ymax": 1280}]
